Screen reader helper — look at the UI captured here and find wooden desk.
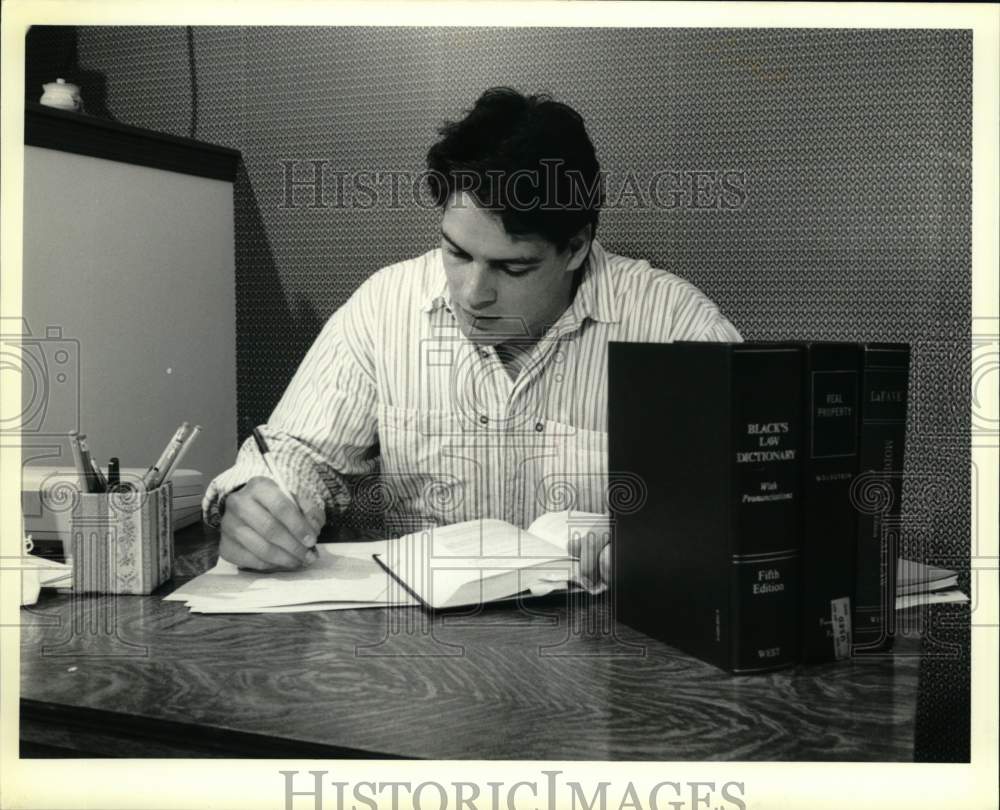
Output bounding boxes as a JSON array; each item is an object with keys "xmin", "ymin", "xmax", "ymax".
[{"xmin": 20, "ymin": 524, "xmax": 921, "ymax": 759}]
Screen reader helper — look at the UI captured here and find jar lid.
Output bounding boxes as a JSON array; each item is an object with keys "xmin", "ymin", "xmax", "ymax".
[{"xmin": 42, "ymin": 78, "xmax": 80, "ymax": 93}]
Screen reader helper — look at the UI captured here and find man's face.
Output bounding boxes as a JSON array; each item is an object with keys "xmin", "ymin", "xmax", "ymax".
[{"xmin": 440, "ymin": 191, "xmax": 590, "ymax": 346}]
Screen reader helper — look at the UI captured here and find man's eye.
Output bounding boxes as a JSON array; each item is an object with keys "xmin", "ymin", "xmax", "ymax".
[
  {"xmin": 445, "ymin": 247, "xmax": 470, "ymax": 260},
  {"xmin": 502, "ymin": 266, "xmax": 534, "ymax": 277}
]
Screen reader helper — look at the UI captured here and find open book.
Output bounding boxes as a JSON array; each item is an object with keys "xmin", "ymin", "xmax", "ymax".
[{"xmin": 373, "ymin": 510, "xmax": 611, "ymax": 610}]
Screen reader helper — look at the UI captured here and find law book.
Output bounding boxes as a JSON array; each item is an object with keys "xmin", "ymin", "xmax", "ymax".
[
  {"xmin": 800, "ymin": 342, "xmax": 862, "ymax": 662},
  {"xmin": 609, "ymin": 342, "xmax": 802, "ymax": 674},
  {"xmin": 853, "ymin": 343, "xmax": 911, "ymax": 654},
  {"xmin": 373, "ymin": 511, "xmax": 610, "ymax": 610}
]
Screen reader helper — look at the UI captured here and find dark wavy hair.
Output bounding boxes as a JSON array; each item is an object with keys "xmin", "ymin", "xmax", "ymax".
[{"xmin": 425, "ymin": 87, "xmax": 603, "ymax": 250}]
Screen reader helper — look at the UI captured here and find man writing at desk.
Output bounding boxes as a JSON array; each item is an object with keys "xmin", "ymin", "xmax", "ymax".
[{"xmin": 203, "ymin": 87, "xmax": 741, "ymax": 584}]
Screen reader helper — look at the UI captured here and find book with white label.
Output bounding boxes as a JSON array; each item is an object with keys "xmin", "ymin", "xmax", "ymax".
[{"xmin": 373, "ymin": 511, "xmax": 610, "ymax": 610}]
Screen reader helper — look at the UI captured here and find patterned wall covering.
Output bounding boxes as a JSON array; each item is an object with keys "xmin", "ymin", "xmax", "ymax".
[{"xmin": 25, "ymin": 30, "xmax": 973, "ymax": 745}]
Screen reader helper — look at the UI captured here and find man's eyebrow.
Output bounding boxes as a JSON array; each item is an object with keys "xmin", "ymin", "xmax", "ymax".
[{"xmin": 439, "ymin": 229, "xmax": 543, "ymax": 264}]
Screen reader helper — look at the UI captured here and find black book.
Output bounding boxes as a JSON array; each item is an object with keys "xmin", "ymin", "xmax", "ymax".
[
  {"xmin": 608, "ymin": 342, "xmax": 802, "ymax": 673},
  {"xmin": 852, "ymin": 343, "xmax": 911, "ymax": 654},
  {"xmin": 800, "ymin": 342, "xmax": 862, "ymax": 662}
]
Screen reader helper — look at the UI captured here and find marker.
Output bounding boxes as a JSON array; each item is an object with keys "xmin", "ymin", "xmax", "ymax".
[
  {"xmin": 88, "ymin": 458, "xmax": 108, "ymax": 494},
  {"xmin": 68, "ymin": 431, "xmax": 90, "ymax": 493},
  {"xmin": 77, "ymin": 434, "xmax": 106, "ymax": 493},
  {"xmin": 107, "ymin": 457, "xmax": 120, "ymax": 488},
  {"xmin": 143, "ymin": 422, "xmax": 189, "ymax": 488},
  {"xmin": 250, "ymin": 428, "xmax": 299, "ymax": 509},
  {"xmin": 160, "ymin": 424, "xmax": 200, "ymax": 484}
]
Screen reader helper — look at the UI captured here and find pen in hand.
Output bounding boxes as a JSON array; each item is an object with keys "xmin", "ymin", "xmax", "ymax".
[
  {"xmin": 251, "ymin": 428, "xmax": 298, "ymax": 506},
  {"xmin": 249, "ymin": 428, "xmax": 318, "ymax": 567}
]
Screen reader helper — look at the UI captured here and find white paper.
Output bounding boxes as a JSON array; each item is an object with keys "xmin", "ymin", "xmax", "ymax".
[
  {"xmin": 189, "ymin": 600, "xmax": 416, "ymax": 614},
  {"xmin": 19, "ymin": 553, "xmax": 73, "ymax": 606},
  {"xmin": 896, "ymin": 558, "xmax": 959, "ymax": 595},
  {"xmin": 896, "ymin": 589, "xmax": 969, "ymax": 610},
  {"xmin": 165, "ymin": 541, "xmax": 417, "ymax": 611}
]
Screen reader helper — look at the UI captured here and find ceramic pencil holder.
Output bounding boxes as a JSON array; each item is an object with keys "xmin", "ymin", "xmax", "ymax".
[{"xmin": 59, "ymin": 481, "xmax": 174, "ymax": 595}]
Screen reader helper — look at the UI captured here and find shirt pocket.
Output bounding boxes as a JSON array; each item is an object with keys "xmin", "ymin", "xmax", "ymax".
[
  {"xmin": 377, "ymin": 403, "xmax": 489, "ymax": 532},
  {"xmin": 534, "ymin": 420, "xmax": 609, "ymax": 518}
]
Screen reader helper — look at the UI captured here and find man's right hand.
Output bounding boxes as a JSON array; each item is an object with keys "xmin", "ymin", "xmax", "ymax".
[{"xmin": 218, "ymin": 476, "xmax": 318, "ymax": 571}]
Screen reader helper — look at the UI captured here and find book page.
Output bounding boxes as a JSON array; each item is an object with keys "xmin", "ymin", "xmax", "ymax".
[
  {"xmin": 896, "ymin": 558, "xmax": 959, "ymax": 594},
  {"xmin": 425, "ymin": 518, "xmax": 567, "ymax": 559},
  {"xmin": 527, "ymin": 510, "xmax": 610, "ymax": 553}
]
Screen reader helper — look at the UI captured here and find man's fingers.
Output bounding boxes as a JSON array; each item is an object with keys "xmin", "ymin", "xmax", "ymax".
[
  {"xmin": 567, "ymin": 532, "xmax": 581, "ymax": 560},
  {"xmin": 598, "ymin": 543, "xmax": 611, "ymax": 584},
  {"xmin": 568, "ymin": 530, "xmax": 603, "ymax": 588},
  {"xmin": 579, "ymin": 532, "xmax": 600, "ymax": 585},
  {"xmin": 219, "ymin": 531, "xmax": 274, "ymax": 571},
  {"xmin": 249, "ymin": 478, "xmax": 316, "ymax": 547},
  {"xmin": 219, "ymin": 478, "xmax": 319, "ymax": 573},
  {"xmin": 229, "ymin": 487, "xmax": 314, "ymax": 564},
  {"xmin": 224, "ymin": 513, "xmax": 310, "ymax": 570}
]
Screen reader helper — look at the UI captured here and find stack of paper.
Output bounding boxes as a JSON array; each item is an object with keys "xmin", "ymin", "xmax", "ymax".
[
  {"xmin": 164, "ymin": 540, "xmax": 419, "ymax": 613},
  {"xmin": 896, "ymin": 558, "xmax": 969, "ymax": 610}
]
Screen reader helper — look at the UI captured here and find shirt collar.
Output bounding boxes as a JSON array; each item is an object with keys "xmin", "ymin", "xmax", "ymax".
[
  {"xmin": 569, "ymin": 238, "xmax": 620, "ymax": 325},
  {"xmin": 420, "ymin": 250, "xmax": 450, "ymax": 314},
  {"xmin": 419, "ymin": 238, "xmax": 620, "ymax": 325}
]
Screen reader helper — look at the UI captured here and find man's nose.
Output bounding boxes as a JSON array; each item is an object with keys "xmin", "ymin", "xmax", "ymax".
[{"xmin": 465, "ymin": 262, "xmax": 497, "ymax": 309}]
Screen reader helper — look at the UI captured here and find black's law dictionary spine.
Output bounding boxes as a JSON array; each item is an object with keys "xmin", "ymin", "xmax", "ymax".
[{"xmin": 609, "ymin": 342, "xmax": 802, "ymax": 673}]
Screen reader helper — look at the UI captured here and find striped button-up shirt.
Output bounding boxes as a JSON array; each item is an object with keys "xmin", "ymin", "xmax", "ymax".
[{"xmin": 203, "ymin": 239, "xmax": 742, "ymax": 535}]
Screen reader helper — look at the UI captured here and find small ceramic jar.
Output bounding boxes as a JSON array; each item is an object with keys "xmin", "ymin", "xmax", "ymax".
[{"xmin": 40, "ymin": 78, "xmax": 83, "ymax": 112}]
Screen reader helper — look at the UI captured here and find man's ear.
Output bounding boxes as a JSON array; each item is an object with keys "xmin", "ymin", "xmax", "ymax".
[{"xmin": 564, "ymin": 224, "xmax": 593, "ymax": 273}]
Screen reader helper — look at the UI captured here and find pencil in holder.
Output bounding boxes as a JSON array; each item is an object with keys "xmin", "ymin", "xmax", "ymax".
[{"xmin": 59, "ymin": 481, "xmax": 174, "ymax": 594}]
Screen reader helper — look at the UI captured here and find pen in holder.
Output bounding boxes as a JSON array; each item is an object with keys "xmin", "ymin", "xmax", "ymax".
[{"xmin": 58, "ymin": 480, "xmax": 174, "ymax": 594}]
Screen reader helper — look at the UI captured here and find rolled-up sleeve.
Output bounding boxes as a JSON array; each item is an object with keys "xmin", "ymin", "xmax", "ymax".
[{"xmin": 202, "ymin": 280, "xmax": 380, "ymax": 531}]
